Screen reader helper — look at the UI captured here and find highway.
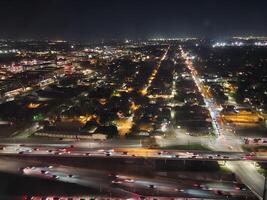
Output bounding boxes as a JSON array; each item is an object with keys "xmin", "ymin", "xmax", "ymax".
[
  {"xmin": 180, "ymin": 47, "xmax": 265, "ymax": 199},
  {"xmin": 0, "ymin": 142, "xmax": 266, "ymax": 162},
  {"xmin": 0, "ymin": 156, "xmax": 255, "ymax": 199},
  {"xmin": 0, "ymin": 139, "xmax": 261, "ymax": 199}
]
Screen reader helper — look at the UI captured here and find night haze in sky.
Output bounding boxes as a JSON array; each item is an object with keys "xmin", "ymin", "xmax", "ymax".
[{"xmin": 0, "ymin": 0, "xmax": 266, "ymax": 40}]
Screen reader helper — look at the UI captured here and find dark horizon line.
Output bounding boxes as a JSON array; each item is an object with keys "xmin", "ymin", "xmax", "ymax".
[{"xmin": 1, "ymin": 34, "xmax": 267, "ymax": 43}]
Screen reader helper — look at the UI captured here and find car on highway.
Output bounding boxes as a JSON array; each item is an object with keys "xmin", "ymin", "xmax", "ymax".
[
  {"xmin": 124, "ymin": 178, "xmax": 134, "ymax": 183},
  {"xmin": 41, "ymin": 170, "xmax": 48, "ymax": 174},
  {"xmin": 104, "ymin": 151, "xmax": 111, "ymax": 156},
  {"xmin": 149, "ymin": 184, "xmax": 156, "ymax": 189},
  {"xmin": 111, "ymin": 180, "xmax": 122, "ymax": 184},
  {"xmin": 52, "ymin": 175, "xmax": 59, "ymax": 179}
]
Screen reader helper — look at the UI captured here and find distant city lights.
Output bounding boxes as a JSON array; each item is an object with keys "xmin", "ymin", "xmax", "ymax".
[{"xmin": 212, "ymin": 41, "xmax": 244, "ymax": 48}]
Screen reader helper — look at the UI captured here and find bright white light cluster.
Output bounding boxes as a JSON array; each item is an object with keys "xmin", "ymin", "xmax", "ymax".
[
  {"xmin": 254, "ymin": 42, "xmax": 267, "ymax": 46},
  {"xmin": 231, "ymin": 41, "xmax": 244, "ymax": 46},
  {"xmin": 212, "ymin": 41, "xmax": 243, "ymax": 48},
  {"xmin": 0, "ymin": 49, "xmax": 19, "ymax": 54},
  {"xmin": 212, "ymin": 42, "xmax": 226, "ymax": 48},
  {"xmin": 149, "ymin": 37, "xmax": 198, "ymax": 41},
  {"xmin": 233, "ymin": 36, "xmax": 267, "ymax": 40}
]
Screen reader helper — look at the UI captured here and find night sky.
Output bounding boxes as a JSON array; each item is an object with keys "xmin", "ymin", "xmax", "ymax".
[{"xmin": 0, "ymin": 0, "xmax": 267, "ymax": 41}]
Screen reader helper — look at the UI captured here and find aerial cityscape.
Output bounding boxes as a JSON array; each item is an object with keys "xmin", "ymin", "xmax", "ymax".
[{"xmin": 0, "ymin": 0, "xmax": 267, "ymax": 200}]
